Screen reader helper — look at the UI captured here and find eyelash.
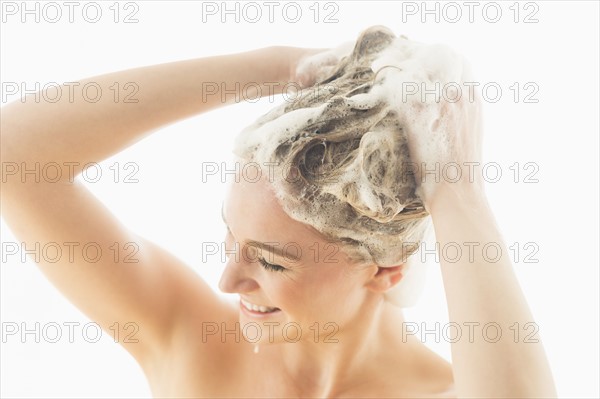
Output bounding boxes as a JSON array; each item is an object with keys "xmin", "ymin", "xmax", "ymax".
[
  {"xmin": 225, "ymin": 226, "xmax": 285, "ymax": 272},
  {"xmin": 258, "ymin": 257, "xmax": 286, "ymax": 273}
]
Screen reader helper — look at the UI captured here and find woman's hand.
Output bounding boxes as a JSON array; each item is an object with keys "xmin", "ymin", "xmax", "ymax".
[
  {"xmin": 287, "ymin": 42, "xmax": 353, "ymax": 88},
  {"xmin": 404, "ymin": 84, "xmax": 485, "ymax": 212},
  {"xmin": 407, "ymin": 82, "xmax": 557, "ymax": 398}
]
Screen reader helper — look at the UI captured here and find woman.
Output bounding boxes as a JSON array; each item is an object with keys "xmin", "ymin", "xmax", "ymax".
[{"xmin": 1, "ymin": 26, "xmax": 556, "ymax": 398}]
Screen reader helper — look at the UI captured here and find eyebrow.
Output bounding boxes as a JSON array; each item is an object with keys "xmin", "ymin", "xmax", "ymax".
[{"xmin": 221, "ymin": 202, "xmax": 302, "ymax": 262}]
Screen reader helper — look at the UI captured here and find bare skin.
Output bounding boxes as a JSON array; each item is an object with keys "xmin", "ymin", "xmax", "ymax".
[
  {"xmin": 0, "ymin": 44, "xmax": 556, "ymax": 398},
  {"xmin": 139, "ymin": 173, "xmax": 456, "ymax": 398}
]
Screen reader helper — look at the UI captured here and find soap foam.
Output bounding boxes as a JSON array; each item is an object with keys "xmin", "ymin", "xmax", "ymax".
[{"xmin": 233, "ymin": 26, "xmax": 471, "ymax": 306}]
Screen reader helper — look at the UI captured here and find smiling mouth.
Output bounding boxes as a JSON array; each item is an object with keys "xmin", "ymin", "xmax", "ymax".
[{"xmin": 240, "ymin": 298, "xmax": 280, "ymax": 314}]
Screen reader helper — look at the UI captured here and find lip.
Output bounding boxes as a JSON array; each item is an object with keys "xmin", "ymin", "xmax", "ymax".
[{"xmin": 239, "ymin": 299, "xmax": 282, "ymax": 318}]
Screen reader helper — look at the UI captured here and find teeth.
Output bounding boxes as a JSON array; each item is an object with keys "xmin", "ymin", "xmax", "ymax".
[{"xmin": 241, "ymin": 299, "xmax": 278, "ymax": 313}]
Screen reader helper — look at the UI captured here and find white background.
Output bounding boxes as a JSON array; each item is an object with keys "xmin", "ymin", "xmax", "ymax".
[{"xmin": 1, "ymin": 0, "xmax": 598, "ymax": 397}]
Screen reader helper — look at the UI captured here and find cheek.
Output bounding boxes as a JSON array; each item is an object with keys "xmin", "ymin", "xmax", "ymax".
[
  {"xmin": 280, "ymin": 266, "xmax": 361, "ymax": 313},
  {"xmin": 262, "ymin": 274, "xmax": 299, "ymax": 305}
]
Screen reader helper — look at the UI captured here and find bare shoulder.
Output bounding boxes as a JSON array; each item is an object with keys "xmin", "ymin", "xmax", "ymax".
[{"xmin": 394, "ymin": 342, "xmax": 456, "ymax": 398}]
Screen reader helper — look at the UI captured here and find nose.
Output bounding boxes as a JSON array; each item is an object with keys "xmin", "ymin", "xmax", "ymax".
[{"xmin": 218, "ymin": 249, "xmax": 259, "ymax": 294}]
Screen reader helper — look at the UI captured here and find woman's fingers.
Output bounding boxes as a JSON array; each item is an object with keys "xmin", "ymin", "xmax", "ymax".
[{"xmin": 293, "ymin": 42, "xmax": 353, "ymax": 87}]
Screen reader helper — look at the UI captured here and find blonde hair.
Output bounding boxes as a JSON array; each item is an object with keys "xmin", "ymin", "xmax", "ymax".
[{"xmin": 234, "ymin": 26, "xmax": 431, "ymax": 269}]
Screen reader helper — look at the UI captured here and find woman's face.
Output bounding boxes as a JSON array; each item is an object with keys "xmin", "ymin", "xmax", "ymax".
[{"xmin": 219, "ymin": 169, "xmax": 382, "ymax": 346}]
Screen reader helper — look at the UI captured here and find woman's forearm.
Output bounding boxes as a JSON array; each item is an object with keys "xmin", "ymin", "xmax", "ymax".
[
  {"xmin": 1, "ymin": 46, "xmax": 292, "ymax": 178},
  {"xmin": 429, "ymin": 187, "xmax": 557, "ymax": 397}
]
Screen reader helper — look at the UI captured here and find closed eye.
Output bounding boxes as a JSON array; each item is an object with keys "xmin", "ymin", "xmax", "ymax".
[{"xmin": 258, "ymin": 256, "xmax": 286, "ymax": 272}]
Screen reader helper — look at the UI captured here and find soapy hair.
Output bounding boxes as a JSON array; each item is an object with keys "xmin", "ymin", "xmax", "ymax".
[{"xmin": 234, "ymin": 26, "xmax": 469, "ymax": 306}]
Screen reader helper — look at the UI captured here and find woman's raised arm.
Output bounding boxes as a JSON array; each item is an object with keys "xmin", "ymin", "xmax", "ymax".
[
  {"xmin": 0, "ymin": 47, "xmax": 300, "ymax": 370},
  {"xmin": 407, "ymin": 91, "xmax": 557, "ymax": 397},
  {"xmin": 1, "ymin": 46, "xmax": 299, "ymax": 173}
]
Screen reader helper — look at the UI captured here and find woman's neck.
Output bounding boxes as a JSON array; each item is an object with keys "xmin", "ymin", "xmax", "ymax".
[{"xmin": 259, "ymin": 299, "xmax": 421, "ymax": 398}]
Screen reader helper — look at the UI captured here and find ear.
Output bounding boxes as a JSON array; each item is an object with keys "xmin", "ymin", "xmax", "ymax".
[{"xmin": 365, "ymin": 265, "xmax": 404, "ymax": 293}]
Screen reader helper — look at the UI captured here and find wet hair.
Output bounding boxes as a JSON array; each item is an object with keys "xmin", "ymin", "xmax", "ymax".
[
  {"xmin": 235, "ymin": 25, "xmax": 474, "ymax": 306},
  {"xmin": 234, "ymin": 26, "xmax": 436, "ymax": 270}
]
